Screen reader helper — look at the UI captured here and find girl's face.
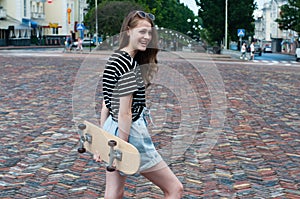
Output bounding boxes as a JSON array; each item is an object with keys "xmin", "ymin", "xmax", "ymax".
[{"xmin": 127, "ymin": 19, "xmax": 152, "ymax": 53}]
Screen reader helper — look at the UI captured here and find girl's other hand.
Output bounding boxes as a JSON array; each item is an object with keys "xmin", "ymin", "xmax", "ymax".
[{"xmin": 93, "ymin": 151, "xmax": 102, "ymax": 162}]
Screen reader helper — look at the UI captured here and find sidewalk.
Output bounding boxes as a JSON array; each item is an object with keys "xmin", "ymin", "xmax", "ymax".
[
  {"xmin": 222, "ymin": 48, "xmax": 297, "ymax": 59},
  {"xmin": 0, "ymin": 45, "xmax": 63, "ymax": 50},
  {"xmin": 222, "ymin": 49, "xmax": 242, "ymax": 58},
  {"xmin": 0, "ymin": 44, "xmax": 234, "ymax": 55}
]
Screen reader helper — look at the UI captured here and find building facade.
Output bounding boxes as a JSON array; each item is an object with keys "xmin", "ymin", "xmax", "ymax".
[
  {"xmin": 44, "ymin": 0, "xmax": 88, "ymax": 36},
  {"xmin": 0, "ymin": 0, "xmax": 88, "ymax": 46},
  {"xmin": 255, "ymin": 0, "xmax": 298, "ymax": 53}
]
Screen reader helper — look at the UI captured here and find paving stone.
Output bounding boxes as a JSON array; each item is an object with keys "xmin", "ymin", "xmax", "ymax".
[{"xmin": 0, "ymin": 51, "xmax": 299, "ymax": 198}]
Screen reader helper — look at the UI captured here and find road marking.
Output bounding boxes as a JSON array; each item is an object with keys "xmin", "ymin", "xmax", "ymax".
[{"xmin": 237, "ymin": 59, "xmax": 300, "ymax": 66}]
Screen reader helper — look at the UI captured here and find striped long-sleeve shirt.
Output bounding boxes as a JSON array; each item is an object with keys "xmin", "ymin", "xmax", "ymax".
[{"xmin": 102, "ymin": 50, "xmax": 146, "ymax": 122}]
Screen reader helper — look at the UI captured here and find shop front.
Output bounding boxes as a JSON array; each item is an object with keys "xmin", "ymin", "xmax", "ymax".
[{"xmin": 0, "ymin": 17, "xmax": 32, "ymax": 46}]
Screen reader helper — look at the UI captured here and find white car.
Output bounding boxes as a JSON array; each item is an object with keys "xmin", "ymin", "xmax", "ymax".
[
  {"xmin": 295, "ymin": 48, "xmax": 300, "ymax": 61},
  {"xmin": 263, "ymin": 44, "xmax": 272, "ymax": 53},
  {"xmin": 72, "ymin": 38, "xmax": 95, "ymax": 47}
]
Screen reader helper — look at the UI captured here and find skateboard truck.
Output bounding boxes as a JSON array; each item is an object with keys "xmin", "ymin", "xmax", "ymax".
[
  {"xmin": 77, "ymin": 123, "xmax": 123, "ymax": 172},
  {"xmin": 107, "ymin": 140, "xmax": 123, "ymax": 172},
  {"xmin": 77, "ymin": 123, "xmax": 89, "ymax": 153}
]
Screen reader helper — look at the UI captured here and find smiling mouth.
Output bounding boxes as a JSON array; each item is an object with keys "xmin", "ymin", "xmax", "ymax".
[{"xmin": 140, "ymin": 41, "xmax": 148, "ymax": 46}]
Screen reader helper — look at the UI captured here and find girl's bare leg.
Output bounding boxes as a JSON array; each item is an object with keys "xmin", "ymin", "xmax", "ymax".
[
  {"xmin": 104, "ymin": 171, "xmax": 127, "ymax": 199},
  {"xmin": 141, "ymin": 161, "xmax": 183, "ymax": 199}
]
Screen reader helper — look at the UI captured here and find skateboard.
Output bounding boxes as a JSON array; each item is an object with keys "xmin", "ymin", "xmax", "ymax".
[{"xmin": 77, "ymin": 121, "xmax": 140, "ymax": 175}]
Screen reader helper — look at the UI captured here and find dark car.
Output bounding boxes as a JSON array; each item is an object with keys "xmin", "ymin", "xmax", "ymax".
[
  {"xmin": 247, "ymin": 44, "xmax": 262, "ymax": 56},
  {"xmin": 254, "ymin": 44, "xmax": 262, "ymax": 56}
]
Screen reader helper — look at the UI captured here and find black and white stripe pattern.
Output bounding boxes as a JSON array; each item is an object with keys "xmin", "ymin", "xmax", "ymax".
[{"xmin": 103, "ymin": 50, "xmax": 146, "ymax": 122}]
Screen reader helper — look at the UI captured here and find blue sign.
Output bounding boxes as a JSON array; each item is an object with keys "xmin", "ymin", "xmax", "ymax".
[
  {"xmin": 77, "ymin": 24, "xmax": 86, "ymax": 39},
  {"xmin": 76, "ymin": 23, "xmax": 85, "ymax": 30},
  {"xmin": 237, "ymin": 29, "xmax": 245, "ymax": 37}
]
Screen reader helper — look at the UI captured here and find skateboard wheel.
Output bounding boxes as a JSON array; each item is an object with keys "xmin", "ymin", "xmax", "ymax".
[
  {"xmin": 78, "ymin": 124, "xmax": 86, "ymax": 130},
  {"xmin": 106, "ymin": 165, "xmax": 116, "ymax": 172},
  {"xmin": 108, "ymin": 140, "xmax": 117, "ymax": 147},
  {"xmin": 77, "ymin": 147, "xmax": 86, "ymax": 153}
]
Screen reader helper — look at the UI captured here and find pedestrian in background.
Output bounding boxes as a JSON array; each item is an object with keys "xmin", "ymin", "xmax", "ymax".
[
  {"xmin": 94, "ymin": 10, "xmax": 183, "ymax": 198},
  {"xmin": 64, "ymin": 35, "xmax": 72, "ymax": 52},
  {"xmin": 76, "ymin": 37, "xmax": 83, "ymax": 52},
  {"xmin": 250, "ymin": 42, "xmax": 255, "ymax": 60},
  {"xmin": 240, "ymin": 43, "xmax": 247, "ymax": 60}
]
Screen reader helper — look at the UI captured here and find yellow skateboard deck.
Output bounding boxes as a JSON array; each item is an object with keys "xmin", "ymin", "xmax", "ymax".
[{"xmin": 77, "ymin": 121, "xmax": 140, "ymax": 175}]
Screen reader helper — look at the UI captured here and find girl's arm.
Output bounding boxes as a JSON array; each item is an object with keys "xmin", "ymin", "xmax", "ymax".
[
  {"xmin": 94, "ymin": 101, "xmax": 110, "ymax": 162},
  {"xmin": 100, "ymin": 101, "xmax": 110, "ymax": 127},
  {"xmin": 117, "ymin": 94, "xmax": 133, "ymax": 142},
  {"xmin": 95, "ymin": 94, "xmax": 132, "ymax": 162}
]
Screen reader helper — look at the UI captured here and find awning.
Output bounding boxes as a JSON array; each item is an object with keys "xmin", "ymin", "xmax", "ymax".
[
  {"xmin": 22, "ymin": 18, "xmax": 36, "ymax": 28},
  {"xmin": 0, "ymin": 18, "xmax": 19, "ymax": 29},
  {"xmin": 31, "ymin": 20, "xmax": 38, "ymax": 28},
  {"xmin": 0, "ymin": 17, "xmax": 31, "ymax": 29},
  {"xmin": 22, "ymin": 18, "xmax": 49, "ymax": 29},
  {"xmin": 15, "ymin": 24, "xmax": 32, "ymax": 30},
  {"xmin": 32, "ymin": 19, "xmax": 49, "ymax": 28}
]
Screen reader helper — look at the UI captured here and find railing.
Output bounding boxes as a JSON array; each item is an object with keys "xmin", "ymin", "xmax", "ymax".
[{"xmin": 31, "ymin": 12, "xmax": 45, "ymax": 19}]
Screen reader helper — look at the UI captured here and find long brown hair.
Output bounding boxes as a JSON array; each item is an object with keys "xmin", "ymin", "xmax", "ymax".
[{"xmin": 118, "ymin": 10, "xmax": 159, "ymax": 86}]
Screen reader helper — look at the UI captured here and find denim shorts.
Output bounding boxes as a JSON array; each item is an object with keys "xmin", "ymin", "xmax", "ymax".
[{"xmin": 102, "ymin": 108, "xmax": 163, "ymax": 173}]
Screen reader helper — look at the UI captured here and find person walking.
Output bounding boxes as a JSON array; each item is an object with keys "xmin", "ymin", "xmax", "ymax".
[
  {"xmin": 64, "ymin": 35, "xmax": 72, "ymax": 52},
  {"xmin": 250, "ymin": 42, "xmax": 255, "ymax": 60},
  {"xmin": 76, "ymin": 37, "xmax": 83, "ymax": 52},
  {"xmin": 240, "ymin": 43, "xmax": 247, "ymax": 60},
  {"xmin": 94, "ymin": 10, "xmax": 183, "ymax": 199}
]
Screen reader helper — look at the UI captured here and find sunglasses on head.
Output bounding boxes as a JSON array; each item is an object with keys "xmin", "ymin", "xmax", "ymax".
[{"xmin": 135, "ymin": 11, "xmax": 155, "ymax": 21}]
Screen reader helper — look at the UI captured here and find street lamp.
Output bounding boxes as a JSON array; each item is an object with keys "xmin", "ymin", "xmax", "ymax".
[
  {"xmin": 95, "ymin": 0, "xmax": 98, "ymax": 45},
  {"xmin": 187, "ymin": 18, "xmax": 192, "ymax": 37},
  {"xmin": 187, "ymin": 17, "xmax": 202, "ymax": 41},
  {"xmin": 225, "ymin": 0, "xmax": 228, "ymax": 49}
]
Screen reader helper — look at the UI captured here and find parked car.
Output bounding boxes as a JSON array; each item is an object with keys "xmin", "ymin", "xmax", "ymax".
[
  {"xmin": 72, "ymin": 38, "xmax": 95, "ymax": 47},
  {"xmin": 295, "ymin": 48, "xmax": 300, "ymax": 61},
  {"xmin": 263, "ymin": 44, "xmax": 272, "ymax": 53},
  {"xmin": 246, "ymin": 44, "xmax": 262, "ymax": 56},
  {"xmin": 254, "ymin": 44, "xmax": 262, "ymax": 56}
]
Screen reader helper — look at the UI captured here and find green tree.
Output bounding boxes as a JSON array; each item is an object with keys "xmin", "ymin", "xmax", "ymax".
[
  {"xmin": 276, "ymin": 0, "xmax": 300, "ymax": 34},
  {"xmin": 153, "ymin": 0, "xmax": 196, "ymax": 34},
  {"xmin": 196, "ymin": 0, "xmax": 256, "ymax": 45},
  {"xmin": 85, "ymin": 1, "xmax": 143, "ymax": 37},
  {"xmin": 86, "ymin": 0, "xmax": 95, "ymax": 8},
  {"xmin": 84, "ymin": 0, "xmax": 197, "ymax": 39},
  {"xmin": 86, "ymin": 0, "xmax": 103, "ymax": 9}
]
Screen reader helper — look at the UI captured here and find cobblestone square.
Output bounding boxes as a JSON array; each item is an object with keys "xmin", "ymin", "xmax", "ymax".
[{"xmin": 0, "ymin": 50, "xmax": 299, "ymax": 198}]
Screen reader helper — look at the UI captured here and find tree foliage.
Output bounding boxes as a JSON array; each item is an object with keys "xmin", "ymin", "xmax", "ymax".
[
  {"xmin": 86, "ymin": 0, "xmax": 96, "ymax": 9},
  {"xmin": 276, "ymin": 0, "xmax": 300, "ymax": 34},
  {"xmin": 196, "ymin": 0, "xmax": 256, "ymax": 45},
  {"xmin": 152, "ymin": 0, "xmax": 196, "ymax": 34},
  {"xmin": 85, "ymin": 1, "xmax": 143, "ymax": 37},
  {"xmin": 84, "ymin": 0, "xmax": 196, "ymax": 38}
]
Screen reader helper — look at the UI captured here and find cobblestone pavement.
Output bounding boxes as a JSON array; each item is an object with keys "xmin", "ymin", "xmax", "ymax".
[{"xmin": 0, "ymin": 50, "xmax": 299, "ymax": 198}]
